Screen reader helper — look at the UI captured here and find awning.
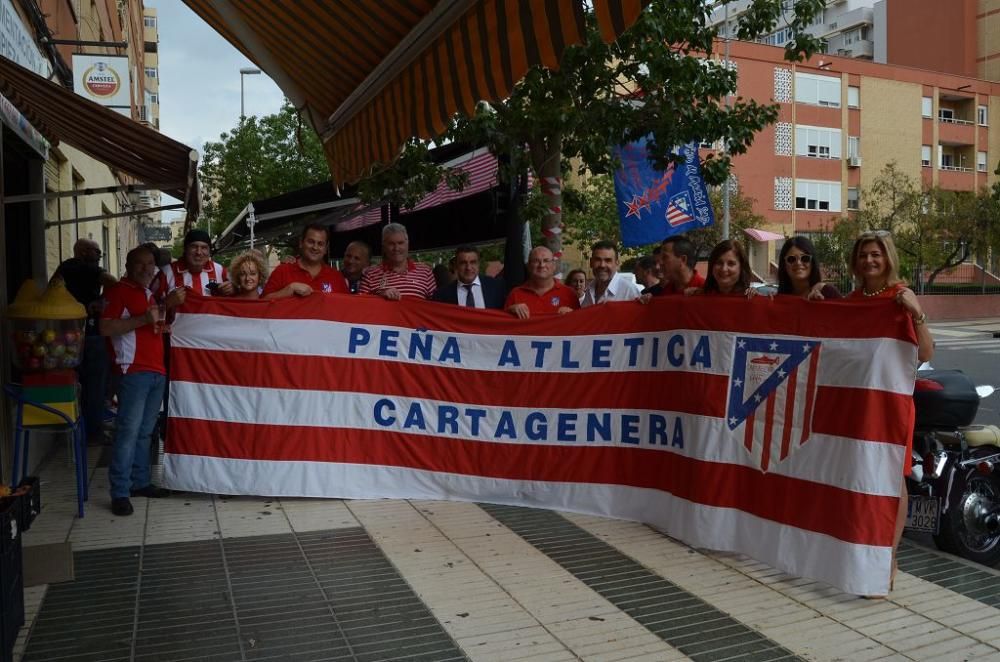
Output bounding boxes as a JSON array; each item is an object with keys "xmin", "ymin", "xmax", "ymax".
[
  {"xmin": 182, "ymin": 0, "xmax": 650, "ymax": 184},
  {"xmin": 215, "ymin": 144, "xmax": 512, "ymax": 256},
  {"xmin": 744, "ymin": 228, "xmax": 785, "ymax": 242},
  {"xmin": 0, "ymin": 55, "xmax": 200, "ymax": 217}
]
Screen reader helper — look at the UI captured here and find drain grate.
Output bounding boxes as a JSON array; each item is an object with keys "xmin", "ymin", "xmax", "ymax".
[
  {"xmin": 897, "ymin": 540, "xmax": 1000, "ymax": 607},
  {"xmin": 479, "ymin": 503, "xmax": 801, "ymax": 662},
  {"xmin": 23, "ymin": 528, "xmax": 466, "ymax": 662}
]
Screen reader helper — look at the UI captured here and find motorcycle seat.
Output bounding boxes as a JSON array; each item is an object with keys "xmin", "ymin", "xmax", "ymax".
[{"xmin": 961, "ymin": 425, "xmax": 1000, "ymax": 447}]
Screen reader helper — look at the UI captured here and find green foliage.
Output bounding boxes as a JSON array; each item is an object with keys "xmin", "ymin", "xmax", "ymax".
[
  {"xmin": 199, "ymin": 101, "xmax": 329, "ymax": 237},
  {"xmin": 826, "ymin": 162, "xmax": 1000, "ymax": 292},
  {"xmin": 354, "ymin": 0, "xmax": 825, "ymax": 244}
]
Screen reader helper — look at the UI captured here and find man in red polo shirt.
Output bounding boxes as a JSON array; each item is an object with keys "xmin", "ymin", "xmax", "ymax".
[
  {"xmin": 359, "ymin": 223, "xmax": 436, "ymax": 300},
  {"xmin": 101, "ymin": 245, "xmax": 185, "ymax": 516},
  {"xmin": 505, "ymin": 246, "xmax": 579, "ymax": 319},
  {"xmin": 648, "ymin": 234, "xmax": 704, "ymax": 296},
  {"xmin": 262, "ymin": 224, "xmax": 349, "ymax": 299}
]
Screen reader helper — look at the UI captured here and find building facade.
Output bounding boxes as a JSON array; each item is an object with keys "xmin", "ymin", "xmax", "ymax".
[{"xmin": 714, "ymin": 41, "xmax": 1000, "ymax": 239}]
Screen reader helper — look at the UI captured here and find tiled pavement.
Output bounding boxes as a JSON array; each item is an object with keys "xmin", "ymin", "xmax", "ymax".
[{"xmin": 11, "ymin": 449, "xmax": 1000, "ymax": 661}]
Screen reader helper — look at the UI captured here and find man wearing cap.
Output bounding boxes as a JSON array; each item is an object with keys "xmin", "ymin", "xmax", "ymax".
[
  {"xmin": 101, "ymin": 245, "xmax": 185, "ymax": 516},
  {"xmin": 163, "ymin": 229, "xmax": 232, "ymax": 296}
]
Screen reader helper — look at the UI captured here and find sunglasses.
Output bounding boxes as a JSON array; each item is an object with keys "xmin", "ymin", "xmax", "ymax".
[{"xmin": 784, "ymin": 254, "xmax": 812, "ymax": 265}]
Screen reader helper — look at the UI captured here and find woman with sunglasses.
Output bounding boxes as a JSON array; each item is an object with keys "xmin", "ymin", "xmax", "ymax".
[
  {"xmin": 848, "ymin": 231, "xmax": 933, "ymax": 597},
  {"xmin": 777, "ymin": 236, "xmax": 841, "ymax": 300}
]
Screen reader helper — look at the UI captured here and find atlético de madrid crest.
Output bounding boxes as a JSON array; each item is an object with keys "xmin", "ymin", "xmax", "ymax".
[{"xmin": 727, "ymin": 336, "xmax": 822, "ymax": 472}]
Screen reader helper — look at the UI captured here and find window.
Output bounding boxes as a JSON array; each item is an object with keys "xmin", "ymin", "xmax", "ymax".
[
  {"xmin": 795, "ymin": 72, "xmax": 841, "ymax": 108},
  {"xmin": 143, "ymin": 16, "xmax": 156, "ymax": 28},
  {"xmin": 149, "ymin": 93, "xmax": 158, "ymax": 104},
  {"xmin": 848, "ymin": 136, "xmax": 860, "ymax": 159},
  {"xmin": 847, "ymin": 187, "xmax": 859, "ymax": 211},
  {"xmin": 978, "ymin": 151, "xmax": 988, "ymax": 172},
  {"xmin": 794, "ymin": 179, "xmax": 841, "ymax": 212},
  {"xmin": 848, "ymin": 86, "xmax": 859, "ymax": 108},
  {"xmin": 922, "ymin": 96, "xmax": 933, "ymax": 118},
  {"xmin": 921, "ymin": 145, "xmax": 931, "ymax": 167},
  {"xmin": 144, "ymin": 67, "xmax": 157, "ymax": 79},
  {"xmin": 979, "ymin": 105, "xmax": 989, "ymax": 126},
  {"xmin": 795, "ymin": 125, "xmax": 842, "ymax": 159},
  {"xmin": 939, "ymin": 107, "xmax": 955, "ymax": 122}
]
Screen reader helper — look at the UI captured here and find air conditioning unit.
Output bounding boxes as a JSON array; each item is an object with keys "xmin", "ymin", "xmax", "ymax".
[{"xmin": 848, "ymin": 156, "xmax": 862, "ymax": 167}]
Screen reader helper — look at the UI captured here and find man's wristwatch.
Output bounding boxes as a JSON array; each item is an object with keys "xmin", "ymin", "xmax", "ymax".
[{"xmin": 912, "ymin": 312, "xmax": 927, "ymax": 326}]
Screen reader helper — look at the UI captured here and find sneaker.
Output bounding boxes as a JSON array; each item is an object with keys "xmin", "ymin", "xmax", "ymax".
[
  {"xmin": 130, "ymin": 485, "xmax": 170, "ymax": 498},
  {"xmin": 111, "ymin": 497, "xmax": 134, "ymax": 516}
]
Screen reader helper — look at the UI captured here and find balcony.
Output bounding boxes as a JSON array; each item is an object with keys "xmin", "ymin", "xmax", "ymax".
[
  {"xmin": 938, "ymin": 117, "xmax": 976, "ymax": 146},
  {"xmin": 823, "ymin": 7, "xmax": 874, "ymax": 36}
]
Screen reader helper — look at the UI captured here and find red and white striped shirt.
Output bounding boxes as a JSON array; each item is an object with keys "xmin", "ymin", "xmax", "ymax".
[
  {"xmin": 162, "ymin": 258, "xmax": 228, "ymax": 296},
  {"xmin": 102, "ymin": 278, "xmax": 164, "ymax": 375},
  {"xmin": 359, "ymin": 261, "xmax": 436, "ymax": 300}
]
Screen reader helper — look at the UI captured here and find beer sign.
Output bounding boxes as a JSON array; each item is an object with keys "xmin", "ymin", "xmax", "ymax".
[{"xmin": 72, "ymin": 55, "xmax": 132, "ymax": 116}]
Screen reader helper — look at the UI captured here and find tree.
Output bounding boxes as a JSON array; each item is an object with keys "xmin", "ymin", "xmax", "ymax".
[
  {"xmin": 834, "ymin": 162, "xmax": 1000, "ymax": 292},
  {"xmin": 356, "ymin": 0, "xmax": 825, "ymax": 269},
  {"xmin": 199, "ymin": 101, "xmax": 329, "ymax": 238}
]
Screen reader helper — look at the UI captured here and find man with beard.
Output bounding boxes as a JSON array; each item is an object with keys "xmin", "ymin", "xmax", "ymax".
[
  {"xmin": 581, "ymin": 240, "xmax": 641, "ymax": 306},
  {"xmin": 263, "ymin": 224, "xmax": 349, "ymax": 298},
  {"xmin": 101, "ymin": 246, "xmax": 185, "ymax": 516},
  {"xmin": 163, "ymin": 229, "xmax": 233, "ymax": 296}
]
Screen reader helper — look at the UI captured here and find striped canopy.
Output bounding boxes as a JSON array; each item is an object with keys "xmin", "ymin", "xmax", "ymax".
[{"xmin": 183, "ymin": 0, "xmax": 650, "ymax": 184}]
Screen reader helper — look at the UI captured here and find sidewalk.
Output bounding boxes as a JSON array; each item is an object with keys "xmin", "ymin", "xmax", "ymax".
[{"xmin": 12, "ymin": 450, "xmax": 1000, "ymax": 662}]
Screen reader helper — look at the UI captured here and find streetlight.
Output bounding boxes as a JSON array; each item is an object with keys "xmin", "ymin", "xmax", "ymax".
[{"xmin": 239, "ymin": 67, "xmax": 262, "ymax": 118}]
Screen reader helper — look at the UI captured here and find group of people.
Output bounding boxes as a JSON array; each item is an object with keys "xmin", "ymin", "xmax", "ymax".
[{"xmin": 59, "ymin": 222, "xmax": 931, "ymax": 596}]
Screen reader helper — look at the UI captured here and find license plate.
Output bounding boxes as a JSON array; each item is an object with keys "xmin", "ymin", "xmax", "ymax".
[{"xmin": 906, "ymin": 495, "xmax": 941, "ymax": 534}]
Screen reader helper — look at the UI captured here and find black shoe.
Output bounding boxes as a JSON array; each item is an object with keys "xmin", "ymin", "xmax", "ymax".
[
  {"xmin": 111, "ymin": 497, "xmax": 134, "ymax": 516},
  {"xmin": 130, "ymin": 485, "xmax": 170, "ymax": 498}
]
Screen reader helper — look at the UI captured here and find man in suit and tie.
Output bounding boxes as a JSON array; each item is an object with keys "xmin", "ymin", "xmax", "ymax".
[{"xmin": 433, "ymin": 245, "xmax": 505, "ymax": 310}]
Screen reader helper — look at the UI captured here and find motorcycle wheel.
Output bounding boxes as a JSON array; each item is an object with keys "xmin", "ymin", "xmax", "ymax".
[{"xmin": 933, "ymin": 466, "xmax": 1000, "ymax": 566}]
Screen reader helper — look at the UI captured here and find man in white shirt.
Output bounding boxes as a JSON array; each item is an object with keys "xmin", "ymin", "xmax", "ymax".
[{"xmin": 581, "ymin": 240, "xmax": 641, "ymax": 306}]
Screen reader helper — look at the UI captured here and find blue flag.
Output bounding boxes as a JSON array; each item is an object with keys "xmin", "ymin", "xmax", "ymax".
[{"xmin": 613, "ymin": 139, "xmax": 714, "ymax": 248}]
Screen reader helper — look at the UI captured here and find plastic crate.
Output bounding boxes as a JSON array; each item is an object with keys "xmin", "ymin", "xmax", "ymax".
[
  {"xmin": 0, "ymin": 497, "xmax": 23, "ymax": 662},
  {"xmin": 14, "ymin": 477, "xmax": 39, "ymax": 533}
]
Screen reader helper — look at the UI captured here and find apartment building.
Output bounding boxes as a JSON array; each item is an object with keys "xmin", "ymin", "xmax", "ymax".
[
  {"xmin": 712, "ymin": 41, "xmax": 1000, "ymax": 239},
  {"xmin": 136, "ymin": 6, "xmax": 164, "ymax": 240},
  {"xmin": 709, "ymin": 0, "xmax": 878, "ymax": 61}
]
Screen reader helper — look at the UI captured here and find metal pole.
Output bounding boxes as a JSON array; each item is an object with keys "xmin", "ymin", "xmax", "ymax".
[
  {"xmin": 247, "ymin": 203, "xmax": 256, "ymax": 250},
  {"xmin": 240, "ymin": 73, "xmax": 245, "ymax": 119},
  {"xmin": 722, "ymin": 1, "xmax": 731, "ymax": 240}
]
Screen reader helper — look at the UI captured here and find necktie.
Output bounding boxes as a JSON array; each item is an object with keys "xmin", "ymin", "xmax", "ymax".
[{"xmin": 464, "ymin": 284, "xmax": 475, "ymax": 308}]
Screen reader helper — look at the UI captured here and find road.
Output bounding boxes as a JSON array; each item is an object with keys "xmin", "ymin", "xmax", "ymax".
[
  {"xmin": 904, "ymin": 319, "xmax": 1000, "ymax": 567},
  {"xmin": 927, "ymin": 318, "xmax": 1000, "ymax": 427}
]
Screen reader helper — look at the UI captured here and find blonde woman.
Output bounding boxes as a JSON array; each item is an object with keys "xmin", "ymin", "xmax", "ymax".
[
  {"xmin": 229, "ymin": 250, "xmax": 269, "ymax": 299},
  {"xmin": 847, "ymin": 231, "xmax": 933, "ymax": 596}
]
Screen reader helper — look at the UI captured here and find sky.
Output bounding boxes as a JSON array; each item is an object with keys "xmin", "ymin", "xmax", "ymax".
[{"xmin": 150, "ymin": 0, "xmax": 287, "ymax": 217}]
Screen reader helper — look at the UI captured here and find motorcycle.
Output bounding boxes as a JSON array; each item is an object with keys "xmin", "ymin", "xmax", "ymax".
[{"xmin": 906, "ymin": 366, "xmax": 1000, "ymax": 565}]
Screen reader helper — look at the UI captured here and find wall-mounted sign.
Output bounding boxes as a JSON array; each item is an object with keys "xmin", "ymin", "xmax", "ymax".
[
  {"xmin": 0, "ymin": 0, "xmax": 51, "ymax": 77},
  {"xmin": 72, "ymin": 55, "xmax": 132, "ymax": 116}
]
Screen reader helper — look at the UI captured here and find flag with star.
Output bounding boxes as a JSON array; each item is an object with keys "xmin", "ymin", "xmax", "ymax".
[
  {"xmin": 727, "ymin": 336, "xmax": 822, "ymax": 473},
  {"xmin": 612, "ymin": 138, "xmax": 714, "ymax": 247}
]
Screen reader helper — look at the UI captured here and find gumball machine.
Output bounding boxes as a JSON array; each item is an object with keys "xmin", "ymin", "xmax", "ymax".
[{"xmin": 7, "ymin": 279, "xmax": 87, "ymax": 373}]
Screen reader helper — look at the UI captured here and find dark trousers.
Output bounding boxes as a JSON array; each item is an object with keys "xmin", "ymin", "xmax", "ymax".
[{"xmin": 78, "ymin": 335, "xmax": 109, "ymax": 437}]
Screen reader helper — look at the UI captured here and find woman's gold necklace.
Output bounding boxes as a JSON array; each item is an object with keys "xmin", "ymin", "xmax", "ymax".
[{"xmin": 862, "ymin": 284, "xmax": 889, "ymax": 297}]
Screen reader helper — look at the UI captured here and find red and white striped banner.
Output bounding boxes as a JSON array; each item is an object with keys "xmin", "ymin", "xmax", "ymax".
[{"xmin": 164, "ymin": 294, "xmax": 917, "ymax": 596}]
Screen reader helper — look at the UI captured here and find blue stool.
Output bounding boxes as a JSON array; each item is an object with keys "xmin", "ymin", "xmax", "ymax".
[{"xmin": 3, "ymin": 383, "xmax": 88, "ymax": 518}]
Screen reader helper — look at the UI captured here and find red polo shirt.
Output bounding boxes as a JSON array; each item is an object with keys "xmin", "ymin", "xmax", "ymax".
[
  {"xmin": 261, "ymin": 260, "xmax": 349, "ymax": 297},
  {"xmin": 504, "ymin": 282, "xmax": 580, "ymax": 315},
  {"xmin": 102, "ymin": 277, "xmax": 164, "ymax": 375},
  {"xmin": 655, "ymin": 271, "xmax": 706, "ymax": 296}
]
